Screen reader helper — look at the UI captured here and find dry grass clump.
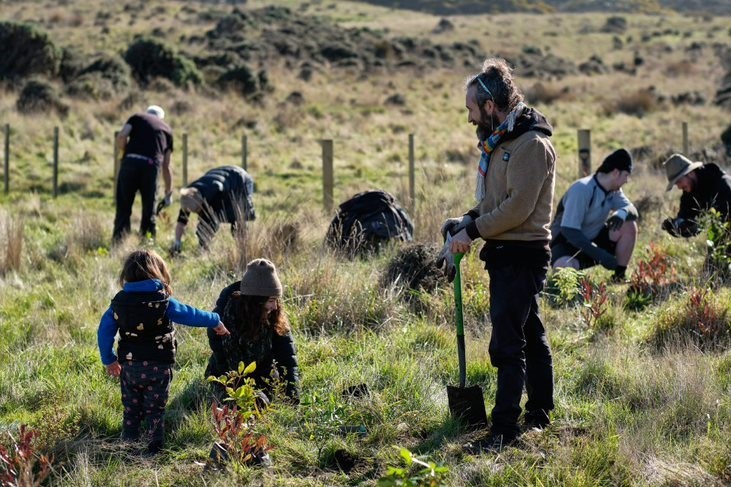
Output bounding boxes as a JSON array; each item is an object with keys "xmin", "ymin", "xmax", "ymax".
[
  {"xmin": 604, "ymin": 88, "xmax": 659, "ymax": 117},
  {"xmin": 0, "ymin": 210, "xmax": 24, "ymax": 275},
  {"xmin": 66, "ymin": 210, "xmax": 107, "ymax": 255},
  {"xmin": 525, "ymin": 81, "xmax": 571, "ymax": 105}
]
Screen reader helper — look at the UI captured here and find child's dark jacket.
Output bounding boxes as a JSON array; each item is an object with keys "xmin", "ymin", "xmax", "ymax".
[{"xmin": 97, "ymin": 279, "xmax": 220, "ymax": 365}]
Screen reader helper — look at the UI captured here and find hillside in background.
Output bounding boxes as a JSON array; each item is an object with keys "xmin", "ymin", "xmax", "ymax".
[{"xmin": 357, "ymin": 0, "xmax": 731, "ymax": 15}]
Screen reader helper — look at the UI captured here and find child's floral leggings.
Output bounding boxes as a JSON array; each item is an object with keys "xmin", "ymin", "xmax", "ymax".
[{"xmin": 120, "ymin": 361, "xmax": 173, "ymax": 449}]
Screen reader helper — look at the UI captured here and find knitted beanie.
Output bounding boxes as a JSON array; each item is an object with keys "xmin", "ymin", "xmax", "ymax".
[
  {"xmin": 240, "ymin": 258, "xmax": 282, "ymax": 297},
  {"xmin": 596, "ymin": 148, "xmax": 633, "ymax": 174}
]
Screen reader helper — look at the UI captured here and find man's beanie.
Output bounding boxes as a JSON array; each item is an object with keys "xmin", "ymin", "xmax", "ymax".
[
  {"xmin": 596, "ymin": 148, "xmax": 633, "ymax": 174},
  {"xmin": 240, "ymin": 258, "xmax": 283, "ymax": 297}
]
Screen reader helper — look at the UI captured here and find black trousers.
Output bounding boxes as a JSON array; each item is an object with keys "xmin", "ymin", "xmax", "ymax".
[
  {"xmin": 113, "ymin": 157, "xmax": 159, "ymax": 243},
  {"xmin": 484, "ymin": 245, "xmax": 554, "ymax": 438},
  {"xmin": 120, "ymin": 361, "xmax": 173, "ymax": 448}
]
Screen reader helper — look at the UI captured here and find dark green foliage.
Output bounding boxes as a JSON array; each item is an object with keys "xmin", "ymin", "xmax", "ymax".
[
  {"xmin": 0, "ymin": 21, "xmax": 61, "ymax": 80},
  {"xmin": 124, "ymin": 37, "xmax": 202, "ymax": 88},
  {"xmin": 67, "ymin": 54, "xmax": 132, "ymax": 100},
  {"xmin": 16, "ymin": 79, "xmax": 68, "ymax": 117},
  {"xmin": 217, "ymin": 65, "xmax": 261, "ymax": 97}
]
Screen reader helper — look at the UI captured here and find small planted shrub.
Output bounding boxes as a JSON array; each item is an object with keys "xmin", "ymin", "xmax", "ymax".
[
  {"xmin": 625, "ymin": 243, "xmax": 675, "ymax": 310},
  {"xmin": 0, "ymin": 425, "xmax": 52, "ymax": 486},
  {"xmin": 702, "ymin": 208, "xmax": 731, "ymax": 279},
  {"xmin": 651, "ymin": 287, "xmax": 730, "ymax": 350},
  {"xmin": 580, "ymin": 278, "xmax": 609, "ymax": 331},
  {"xmin": 546, "ymin": 267, "xmax": 585, "ymax": 307},
  {"xmin": 207, "ymin": 362, "xmax": 272, "ymax": 467},
  {"xmin": 377, "ymin": 447, "xmax": 449, "ymax": 487}
]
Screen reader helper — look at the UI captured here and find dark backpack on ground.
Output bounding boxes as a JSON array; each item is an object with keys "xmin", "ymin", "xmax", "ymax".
[{"xmin": 326, "ymin": 190, "xmax": 414, "ymax": 257}]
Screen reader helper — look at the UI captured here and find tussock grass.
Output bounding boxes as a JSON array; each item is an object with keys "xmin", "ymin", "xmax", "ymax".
[{"xmin": 0, "ymin": 210, "xmax": 24, "ymax": 275}]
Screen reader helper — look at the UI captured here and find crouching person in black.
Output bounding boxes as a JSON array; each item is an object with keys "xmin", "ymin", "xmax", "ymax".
[
  {"xmin": 173, "ymin": 166, "xmax": 256, "ymax": 252},
  {"xmin": 205, "ymin": 259, "xmax": 300, "ymax": 404}
]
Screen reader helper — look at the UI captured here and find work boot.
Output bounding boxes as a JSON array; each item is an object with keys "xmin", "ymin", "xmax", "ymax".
[{"xmin": 523, "ymin": 411, "xmax": 550, "ymax": 432}]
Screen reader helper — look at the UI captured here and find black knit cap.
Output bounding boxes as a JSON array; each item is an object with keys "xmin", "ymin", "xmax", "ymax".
[{"xmin": 596, "ymin": 148, "xmax": 633, "ymax": 174}]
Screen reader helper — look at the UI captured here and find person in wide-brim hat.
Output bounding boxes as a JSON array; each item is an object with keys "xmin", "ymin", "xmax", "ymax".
[
  {"xmin": 661, "ymin": 152, "xmax": 731, "ymax": 240},
  {"xmin": 663, "ymin": 153, "xmax": 704, "ymax": 191}
]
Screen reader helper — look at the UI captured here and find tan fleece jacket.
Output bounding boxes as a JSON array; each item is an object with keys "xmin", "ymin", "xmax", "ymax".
[{"xmin": 468, "ymin": 130, "xmax": 556, "ymax": 241}]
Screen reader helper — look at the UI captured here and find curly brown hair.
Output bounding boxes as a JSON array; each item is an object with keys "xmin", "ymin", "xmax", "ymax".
[
  {"xmin": 224, "ymin": 292, "xmax": 290, "ymax": 339},
  {"xmin": 118, "ymin": 249, "xmax": 172, "ymax": 295}
]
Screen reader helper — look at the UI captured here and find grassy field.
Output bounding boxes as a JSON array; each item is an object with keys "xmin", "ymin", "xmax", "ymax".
[{"xmin": 1, "ymin": 1, "xmax": 730, "ymax": 485}]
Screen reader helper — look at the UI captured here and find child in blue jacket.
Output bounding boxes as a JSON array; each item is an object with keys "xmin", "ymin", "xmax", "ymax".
[{"xmin": 97, "ymin": 249, "xmax": 229, "ymax": 454}]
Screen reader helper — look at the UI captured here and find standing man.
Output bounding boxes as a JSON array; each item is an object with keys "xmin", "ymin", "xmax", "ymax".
[
  {"xmin": 661, "ymin": 153, "xmax": 731, "ymax": 237},
  {"xmin": 113, "ymin": 105, "xmax": 173, "ymax": 245},
  {"xmin": 173, "ymin": 165, "xmax": 256, "ymax": 252},
  {"xmin": 550, "ymin": 148, "xmax": 638, "ymax": 282},
  {"xmin": 442, "ymin": 57, "xmax": 556, "ymax": 451}
]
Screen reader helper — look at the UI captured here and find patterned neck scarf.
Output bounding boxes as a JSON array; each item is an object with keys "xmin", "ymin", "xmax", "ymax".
[{"xmin": 474, "ymin": 102, "xmax": 527, "ymax": 201}]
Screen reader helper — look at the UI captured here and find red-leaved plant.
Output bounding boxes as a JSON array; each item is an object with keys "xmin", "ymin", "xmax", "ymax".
[{"xmin": 0, "ymin": 425, "xmax": 52, "ymax": 487}]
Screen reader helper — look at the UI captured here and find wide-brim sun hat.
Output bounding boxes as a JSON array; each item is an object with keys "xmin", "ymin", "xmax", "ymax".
[{"xmin": 663, "ymin": 153, "xmax": 703, "ymax": 191}]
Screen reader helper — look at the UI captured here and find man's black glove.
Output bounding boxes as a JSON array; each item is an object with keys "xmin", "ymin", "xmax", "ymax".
[
  {"xmin": 662, "ymin": 217, "xmax": 697, "ymax": 237},
  {"xmin": 606, "ymin": 214, "xmax": 625, "ymax": 232}
]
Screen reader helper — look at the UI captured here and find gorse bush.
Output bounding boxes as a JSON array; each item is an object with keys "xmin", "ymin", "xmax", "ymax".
[{"xmin": 124, "ymin": 37, "xmax": 202, "ymax": 88}]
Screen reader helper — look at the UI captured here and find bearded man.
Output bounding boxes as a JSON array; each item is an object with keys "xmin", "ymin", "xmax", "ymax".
[{"xmin": 440, "ymin": 57, "xmax": 557, "ymax": 451}]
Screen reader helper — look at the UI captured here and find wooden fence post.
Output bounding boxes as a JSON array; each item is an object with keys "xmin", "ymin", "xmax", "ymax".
[
  {"xmin": 52, "ymin": 126, "xmax": 59, "ymax": 198},
  {"xmin": 682, "ymin": 122, "xmax": 689, "ymax": 155},
  {"xmin": 4, "ymin": 124, "xmax": 9, "ymax": 194},
  {"xmin": 408, "ymin": 133, "xmax": 415, "ymax": 212},
  {"xmin": 322, "ymin": 139, "xmax": 333, "ymax": 213},
  {"xmin": 578, "ymin": 129, "xmax": 591, "ymax": 177},
  {"xmin": 182, "ymin": 132, "xmax": 188, "ymax": 187},
  {"xmin": 242, "ymin": 134, "xmax": 248, "ymax": 171},
  {"xmin": 113, "ymin": 131, "xmax": 119, "ymax": 199}
]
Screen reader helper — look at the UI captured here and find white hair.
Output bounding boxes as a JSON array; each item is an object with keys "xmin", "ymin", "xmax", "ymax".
[{"xmin": 146, "ymin": 105, "xmax": 165, "ymax": 119}]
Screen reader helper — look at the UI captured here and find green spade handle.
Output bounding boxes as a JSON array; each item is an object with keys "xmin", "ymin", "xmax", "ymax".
[{"xmin": 453, "ymin": 253, "xmax": 466, "ymax": 387}]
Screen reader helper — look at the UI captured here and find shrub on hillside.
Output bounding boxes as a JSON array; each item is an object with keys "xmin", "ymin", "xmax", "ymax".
[
  {"xmin": 16, "ymin": 80, "xmax": 68, "ymax": 117},
  {"xmin": 0, "ymin": 21, "xmax": 61, "ymax": 80},
  {"xmin": 601, "ymin": 16, "xmax": 627, "ymax": 34},
  {"xmin": 124, "ymin": 37, "xmax": 202, "ymax": 88},
  {"xmin": 67, "ymin": 54, "xmax": 132, "ymax": 100},
  {"xmin": 217, "ymin": 64, "xmax": 268, "ymax": 98}
]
